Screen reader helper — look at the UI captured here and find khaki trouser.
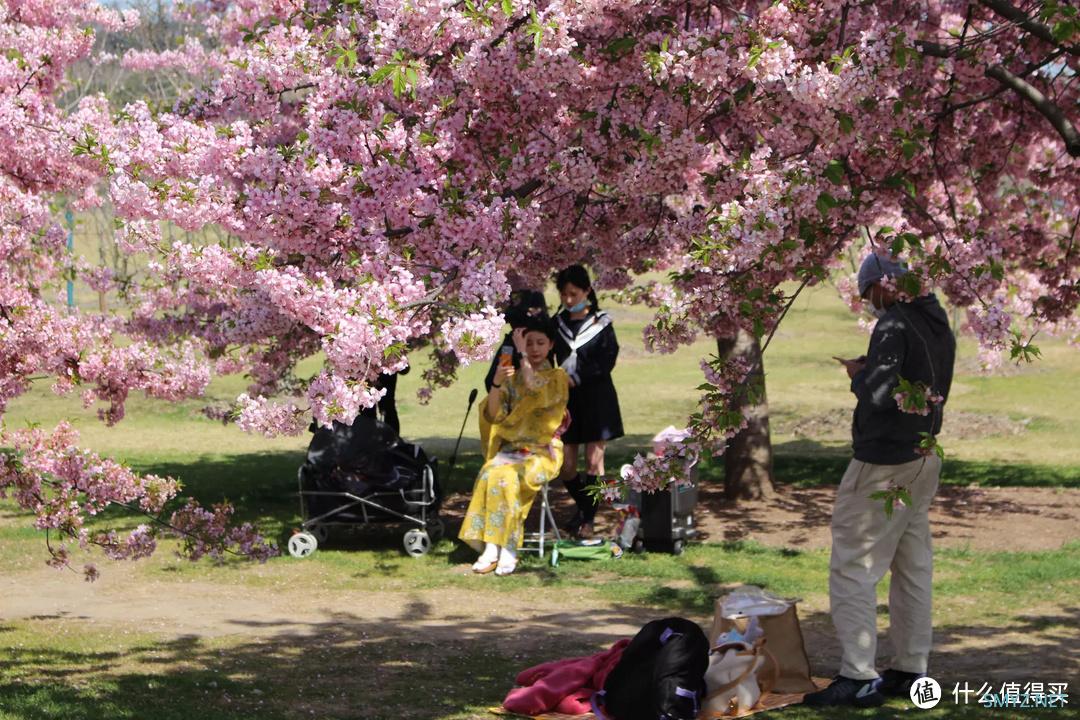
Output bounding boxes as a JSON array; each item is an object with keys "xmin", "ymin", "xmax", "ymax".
[{"xmin": 829, "ymin": 455, "xmax": 942, "ymax": 680}]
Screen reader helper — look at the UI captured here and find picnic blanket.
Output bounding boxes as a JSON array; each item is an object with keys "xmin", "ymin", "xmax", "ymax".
[{"xmin": 490, "ymin": 677, "xmax": 832, "ymax": 719}]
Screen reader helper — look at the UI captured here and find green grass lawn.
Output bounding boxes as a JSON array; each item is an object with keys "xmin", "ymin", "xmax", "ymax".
[{"xmin": 3, "ymin": 274, "xmax": 1079, "ymax": 719}]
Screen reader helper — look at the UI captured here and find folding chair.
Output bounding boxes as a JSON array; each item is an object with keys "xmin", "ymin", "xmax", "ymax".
[{"xmin": 521, "ymin": 480, "xmax": 561, "ymax": 558}]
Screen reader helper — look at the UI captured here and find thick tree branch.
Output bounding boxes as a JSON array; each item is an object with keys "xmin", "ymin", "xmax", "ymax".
[
  {"xmin": 500, "ymin": 177, "xmax": 543, "ymax": 200},
  {"xmin": 384, "ymin": 226, "xmax": 414, "ymax": 239},
  {"xmin": 488, "ymin": 13, "xmax": 532, "ymax": 50},
  {"xmin": 979, "ymin": 0, "xmax": 1080, "ymax": 57},
  {"xmin": 986, "ymin": 63, "xmax": 1080, "ymax": 156},
  {"xmin": 937, "ymin": 48, "xmax": 1067, "ymax": 117}
]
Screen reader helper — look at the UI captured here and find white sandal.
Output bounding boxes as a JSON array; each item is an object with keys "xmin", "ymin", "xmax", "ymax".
[
  {"xmin": 494, "ymin": 558, "xmax": 517, "ymax": 576},
  {"xmin": 472, "ymin": 559, "xmax": 498, "ymax": 574},
  {"xmin": 472, "ymin": 544, "xmax": 499, "ymax": 573}
]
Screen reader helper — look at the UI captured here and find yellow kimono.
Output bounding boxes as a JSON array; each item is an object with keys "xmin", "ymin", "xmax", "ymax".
[{"xmin": 459, "ymin": 363, "xmax": 569, "ymax": 552}]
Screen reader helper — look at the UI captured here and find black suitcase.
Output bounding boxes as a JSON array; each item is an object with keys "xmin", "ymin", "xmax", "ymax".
[{"xmin": 625, "ymin": 466, "xmax": 698, "ymax": 555}]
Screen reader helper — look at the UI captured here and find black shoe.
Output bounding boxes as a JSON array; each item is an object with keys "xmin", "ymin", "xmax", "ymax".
[
  {"xmin": 803, "ymin": 676, "xmax": 884, "ymax": 707},
  {"xmin": 877, "ymin": 668, "xmax": 925, "ymax": 697},
  {"xmin": 565, "ymin": 510, "xmax": 584, "ymax": 534}
]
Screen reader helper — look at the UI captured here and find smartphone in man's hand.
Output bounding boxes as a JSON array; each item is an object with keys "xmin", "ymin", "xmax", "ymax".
[{"xmin": 833, "ymin": 355, "xmax": 867, "ymax": 379}]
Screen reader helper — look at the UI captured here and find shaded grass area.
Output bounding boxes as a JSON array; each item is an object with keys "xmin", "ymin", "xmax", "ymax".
[
  {"xmin": 3, "ymin": 439, "xmax": 1077, "ymax": 718},
  {"xmin": 124, "ymin": 443, "xmax": 1080, "ymax": 528},
  {"xmin": 0, "ymin": 442, "xmax": 1065, "ymax": 575},
  {"xmin": 1, "ymin": 442, "xmax": 1075, "ymax": 557},
  {"xmin": 1, "ymin": 619, "xmax": 1066, "ymax": 720},
  {"xmin": 0, "ymin": 618, "xmax": 516, "ymax": 720},
  {"xmin": 0, "ymin": 441, "xmax": 1073, "ymax": 582}
]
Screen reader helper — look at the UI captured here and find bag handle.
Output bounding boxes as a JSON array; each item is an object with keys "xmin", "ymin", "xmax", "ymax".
[
  {"xmin": 755, "ymin": 643, "xmax": 781, "ymax": 700},
  {"xmin": 704, "ymin": 650, "xmax": 760, "ymax": 702}
]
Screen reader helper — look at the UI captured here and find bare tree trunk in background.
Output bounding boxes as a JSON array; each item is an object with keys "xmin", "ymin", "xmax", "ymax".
[{"xmin": 716, "ymin": 329, "xmax": 776, "ymax": 500}]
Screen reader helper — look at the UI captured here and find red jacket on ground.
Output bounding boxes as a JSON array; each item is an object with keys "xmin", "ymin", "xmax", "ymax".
[{"xmin": 503, "ymin": 639, "xmax": 630, "ymax": 716}]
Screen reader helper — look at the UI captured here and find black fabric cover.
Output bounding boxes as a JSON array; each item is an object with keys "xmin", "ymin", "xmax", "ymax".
[
  {"xmin": 304, "ymin": 416, "xmax": 400, "ymax": 482},
  {"xmin": 601, "ymin": 617, "xmax": 709, "ymax": 720},
  {"xmin": 299, "ymin": 416, "xmax": 441, "ymax": 521}
]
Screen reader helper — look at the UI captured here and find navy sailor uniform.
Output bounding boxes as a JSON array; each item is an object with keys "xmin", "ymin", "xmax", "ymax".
[{"xmin": 554, "ymin": 309, "xmax": 624, "ymax": 444}]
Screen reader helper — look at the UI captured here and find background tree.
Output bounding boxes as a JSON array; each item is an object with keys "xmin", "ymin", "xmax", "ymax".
[{"xmin": 0, "ymin": 0, "xmax": 275, "ymax": 578}]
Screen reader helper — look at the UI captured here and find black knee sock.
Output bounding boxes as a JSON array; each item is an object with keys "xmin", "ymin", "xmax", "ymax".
[
  {"xmin": 564, "ymin": 473, "xmax": 588, "ymax": 515},
  {"xmin": 581, "ymin": 474, "xmax": 600, "ymax": 522}
]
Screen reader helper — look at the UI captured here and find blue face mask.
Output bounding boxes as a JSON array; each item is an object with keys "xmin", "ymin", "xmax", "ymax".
[{"xmin": 567, "ymin": 299, "xmax": 588, "ymax": 313}]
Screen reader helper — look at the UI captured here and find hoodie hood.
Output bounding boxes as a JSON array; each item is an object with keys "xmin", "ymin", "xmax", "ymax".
[{"xmin": 908, "ymin": 293, "xmax": 951, "ymax": 337}]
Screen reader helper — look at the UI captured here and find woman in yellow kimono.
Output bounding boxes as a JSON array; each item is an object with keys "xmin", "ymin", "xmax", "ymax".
[{"xmin": 460, "ymin": 317, "xmax": 568, "ymax": 576}]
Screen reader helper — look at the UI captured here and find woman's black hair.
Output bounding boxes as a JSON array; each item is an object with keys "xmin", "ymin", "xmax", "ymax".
[
  {"xmin": 519, "ymin": 313, "xmax": 557, "ymax": 342},
  {"xmin": 504, "ymin": 288, "xmax": 549, "ymax": 327},
  {"xmin": 555, "ymin": 264, "xmax": 600, "ymax": 312}
]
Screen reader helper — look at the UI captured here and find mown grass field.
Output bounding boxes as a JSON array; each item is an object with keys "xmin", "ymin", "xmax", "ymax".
[{"xmin": 2, "ymin": 273, "xmax": 1078, "ymax": 719}]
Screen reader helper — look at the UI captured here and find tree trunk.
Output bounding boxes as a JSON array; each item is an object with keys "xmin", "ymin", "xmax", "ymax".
[{"xmin": 716, "ymin": 330, "xmax": 776, "ymax": 500}]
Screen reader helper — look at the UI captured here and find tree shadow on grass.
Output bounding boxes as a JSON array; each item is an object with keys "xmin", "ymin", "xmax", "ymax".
[
  {"xmin": 1, "ymin": 594, "xmax": 1074, "ymax": 720},
  {"xmin": 64, "ymin": 437, "xmax": 1074, "ymax": 563},
  {"xmin": 128, "ymin": 451, "xmax": 306, "ymax": 511},
  {"xmin": 116, "ymin": 435, "xmax": 1078, "ymax": 528},
  {"xmin": 0, "ymin": 603, "xmax": 656, "ymax": 720}
]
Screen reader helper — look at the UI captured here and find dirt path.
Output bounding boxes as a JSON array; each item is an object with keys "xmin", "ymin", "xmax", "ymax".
[{"xmin": 0, "ymin": 571, "xmax": 655, "ymax": 642}]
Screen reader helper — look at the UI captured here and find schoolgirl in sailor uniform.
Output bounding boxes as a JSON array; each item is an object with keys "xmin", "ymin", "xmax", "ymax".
[{"xmin": 553, "ymin": 265, "xmax": 624, "ymax": 538}]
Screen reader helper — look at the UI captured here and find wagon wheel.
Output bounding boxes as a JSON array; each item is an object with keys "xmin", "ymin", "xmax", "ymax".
[
  {"xmin": 403, "ymin": 529, "xmax": 432, "ymax": 557},
  {"xmin": 288, "ymin": 531, "xmax": 318, "ymax": 559}
]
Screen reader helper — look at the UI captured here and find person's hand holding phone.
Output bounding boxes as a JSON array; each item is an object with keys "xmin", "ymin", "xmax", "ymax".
[
  {"xmin": 493, "ymin": 362, "xmax": 515, "ymax": 388},
  {"xmin": 833, "ymin": 355, "xmax": 866, "ymax": 380}
]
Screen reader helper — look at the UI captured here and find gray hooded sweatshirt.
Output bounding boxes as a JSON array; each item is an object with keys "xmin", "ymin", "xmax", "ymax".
[{"xmin": 851, "ymin": 294, "xmax": 956, "ymax": 465}]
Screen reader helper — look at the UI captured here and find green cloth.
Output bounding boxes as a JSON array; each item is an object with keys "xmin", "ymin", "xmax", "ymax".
[{"xmin": 550, "ymin": 539, "xmax": 623, "ymax": 567}]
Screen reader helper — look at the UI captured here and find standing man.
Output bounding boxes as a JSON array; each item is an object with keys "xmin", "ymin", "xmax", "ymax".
[{"xmin": 805, "ymin": 253, "xmax": 956, "ymax": 708}]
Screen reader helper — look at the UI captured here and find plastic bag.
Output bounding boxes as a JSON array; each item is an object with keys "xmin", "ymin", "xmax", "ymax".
[{"xmin": 720, "ymin": 586, "xmax": 796, "ymax": 620}]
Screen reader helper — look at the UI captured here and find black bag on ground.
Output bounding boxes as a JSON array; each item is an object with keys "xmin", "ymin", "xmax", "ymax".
[{"xmin": 600, "ymin": 617, "xmax": 709, "ymax": 720}]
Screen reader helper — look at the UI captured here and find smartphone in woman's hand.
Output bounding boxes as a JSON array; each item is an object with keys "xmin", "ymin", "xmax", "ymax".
[{"xmin": 498, "ymin": 345, "xmax": 514, "ymax": 367}]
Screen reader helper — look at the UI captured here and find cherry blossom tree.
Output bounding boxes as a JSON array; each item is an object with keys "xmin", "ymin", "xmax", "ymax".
[
  {"xmin": 0, "ymin": 0, "xmax": 275, "ymax": 579},
  {"xmin": 2, "ymin": 0, "xmax": 1077, "ymax": 571}
]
